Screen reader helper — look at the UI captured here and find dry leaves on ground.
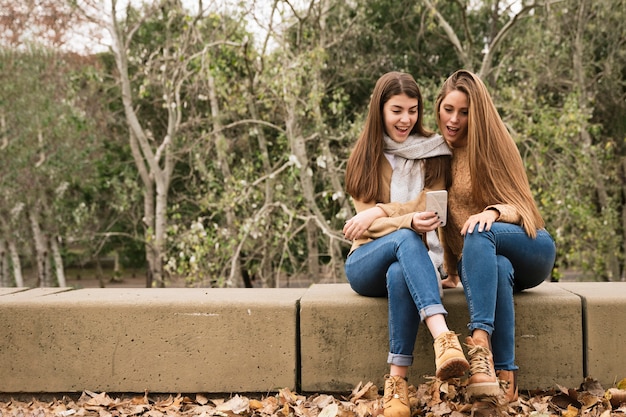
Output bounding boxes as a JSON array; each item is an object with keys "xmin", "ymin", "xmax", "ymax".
[{"xmin": 1, "ymin": 377, "xmax": 625, "ymax": 417}]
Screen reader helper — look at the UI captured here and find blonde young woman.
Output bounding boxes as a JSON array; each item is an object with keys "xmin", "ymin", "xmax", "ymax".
[
  {"xmin": 343, "ymin": 71, "xmax": 469, "ymax": 417},
  {"xmin": 435, "ymin": 70, "xmax": 556, "ymax": 403}
]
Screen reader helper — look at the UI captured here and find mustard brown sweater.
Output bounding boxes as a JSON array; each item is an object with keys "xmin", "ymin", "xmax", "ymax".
[{"xmin": 439, "ymin": 145, "xmax": 521, "ymax": 276}]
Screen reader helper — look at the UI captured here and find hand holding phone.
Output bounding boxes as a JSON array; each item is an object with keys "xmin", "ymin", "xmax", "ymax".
[{"xmin": 426, "ymin": 190, "xmax": 448, "ymax": 226}]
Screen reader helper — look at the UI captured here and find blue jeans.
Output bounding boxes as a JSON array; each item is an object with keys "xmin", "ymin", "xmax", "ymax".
[
  {"xmin": 458, "ymin": 222, "xmax": 556, "ymax": 371},
  {"xmin": 345, "ymin": 229, "xmax": 447, "ymax": 367}
]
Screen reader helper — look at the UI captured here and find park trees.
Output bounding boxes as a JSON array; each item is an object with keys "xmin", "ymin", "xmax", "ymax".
[
  {"xmin": 1, "ymin": 0, "xmax": 625, "ymax": 286},
  {"xmin": 496, "ymin": 0, "xmax": 626, "ymax": 280},
  {"xmin": 167, "ymin": 0, "xmax": 357, "ymax": 287},
  {"xmin": 72, "ymin": 0, "xmax": 255, "ymax": 287},
  {"xmin": 0, "ymin": 49, "xmax": 107, "ymax": 286}
]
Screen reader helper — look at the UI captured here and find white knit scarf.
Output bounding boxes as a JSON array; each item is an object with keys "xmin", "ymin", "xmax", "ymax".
[{"xmin": 383, "ymin": 133, "xmax": 452, "ymax": 285}]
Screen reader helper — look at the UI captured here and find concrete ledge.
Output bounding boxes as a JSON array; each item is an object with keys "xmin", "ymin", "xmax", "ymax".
[
  {"xmin": 0, "ymin": 288, "xmax": 305, "ymax": 393},
  {"xmin": 300, "ymin": 282, "xmax": 584, "ymax": 392},
  {"xmin": 0, "ymin": 282, "xmax": 624, "ymax": 394},
  {"xmin": 557, "ymin": 282, "xmax": 626, "ymax": 389}
]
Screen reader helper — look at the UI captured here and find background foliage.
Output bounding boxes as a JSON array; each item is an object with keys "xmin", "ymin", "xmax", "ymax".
[{"xmin": 0, "ymin": 0, "xmax": 624, "ymax": 287}]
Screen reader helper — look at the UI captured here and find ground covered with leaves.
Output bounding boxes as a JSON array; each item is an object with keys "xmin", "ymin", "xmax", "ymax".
[{"xmin": 1, "ymin": 377, "xmax": 625, "ymax": 417}]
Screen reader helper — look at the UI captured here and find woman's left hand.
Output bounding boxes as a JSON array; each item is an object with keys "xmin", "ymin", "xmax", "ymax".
[
  {"xmin": 343, "ymin": 206, "xmax": 385, "ymax": 240},
  {"xmin": 461, "ymin": 209, "xmax": 499, "ymax": 235},
  {"xmin": 411, "ymin": 211, "xmax": 441, "ymax": 233}
]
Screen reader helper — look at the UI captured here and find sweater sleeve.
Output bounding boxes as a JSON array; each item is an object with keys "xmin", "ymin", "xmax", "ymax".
[
  {"xmin": 347, "ymin": 169, "xmax": 446, "ymax": 254},
  {"xmin": 485, "ymin": 204, "xmax": 522, "ymax": 224},
  {"xmin": 352, "ymin": 199, "xmax": 416, "ymax": 238}
]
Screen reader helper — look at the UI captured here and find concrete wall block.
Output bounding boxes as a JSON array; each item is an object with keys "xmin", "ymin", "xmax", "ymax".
[
  {"xmin": 0, "ymin": 288, "xmax": 306, "ymax": 394},
  {"xmin": 0, "ymin": 282, "xmax": 612, "ymax": 395},
  {"xmin": 300, "ymin": 283, "xmax": 583, "ymax": 392},
  {"xmin": 299, "ymin": 284, "xmax": 471, "ymax": 392},
  {"xmin": 299, "ymin": 283, "xmax": 389, "ymax": 392},
  {"xmin": 557, "ymin": 282, "xmax": 626, "ymax": 389},
  {"xmin": 512, "ymin": 283, "xmax": 584, "ymax": 390}
]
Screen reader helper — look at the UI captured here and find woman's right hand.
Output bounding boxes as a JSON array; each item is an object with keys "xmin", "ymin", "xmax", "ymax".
[{"xmin": 411, "ymin": 211, "xmax": 441, "ymax": 233}]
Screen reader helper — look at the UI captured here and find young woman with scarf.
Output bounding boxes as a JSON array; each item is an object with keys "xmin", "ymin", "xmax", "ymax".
[{"xmin": 343, "ymin": 72, "xmax": 469, "ymax": 417}]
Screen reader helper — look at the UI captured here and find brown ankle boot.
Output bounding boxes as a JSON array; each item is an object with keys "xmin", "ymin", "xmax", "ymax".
[
  {"xmin": 470, "ymin": 400, "xmax": 501, "ymax": 417},
  {"xmin": 383, "ymin": 374, "xmax": 410, "ymax": 417},
  {"xmin": 465, "ymin": 336, "xmax": 500, "ymax": 399},
  {"xmin": 434, "ymin": 331, "xmax": 469, "ymax": 380},
  {"xmin": 496, "ymin": 370, "xmax": 518, "ymax": 402}
]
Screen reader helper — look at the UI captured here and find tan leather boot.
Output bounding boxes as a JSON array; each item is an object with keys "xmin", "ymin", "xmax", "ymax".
[
  {"xmin": 382, "ymin": 374, "xmax": 410, "ymax": 417},
  {"xmin": 470, "ymin": 400, "xmax": 501, "ymax": 417},
  {"xmin": 465, "ymin": 336, "xmax": 500, "ymax": 399},
  {"xmin": 433, "ymin": 331, "xmax": 469, "ymax": 380},
  {"xmin": 496, "ymin": 370, "xmax": 519, "ymax": 402}
]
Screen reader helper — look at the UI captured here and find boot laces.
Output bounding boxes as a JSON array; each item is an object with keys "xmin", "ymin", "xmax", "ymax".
[
  {"xmin": 383, "ymin": 375, "xmax": 407, "ymax": 402},
  {"xmin": 467, "ymin": 345, "xmax": 494, "ymax": 377},
  {"xmin": 435, "ymin": 332, "xmax": 459, "ymax": 356}
]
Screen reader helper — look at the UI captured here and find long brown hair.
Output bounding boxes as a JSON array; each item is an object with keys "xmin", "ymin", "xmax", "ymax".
[
  {"xmin": 435, "ymin": 69, "xmax": 544, "ymax": 237},
  {"xmin": 345, "ymin": 71, "xmax": 449, "ymax": 203}
]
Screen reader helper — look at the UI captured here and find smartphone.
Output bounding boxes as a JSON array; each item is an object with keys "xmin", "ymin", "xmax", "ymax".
[{"xmin": 426, "ymin": 190, "xmax": 448, "ymax": 227}]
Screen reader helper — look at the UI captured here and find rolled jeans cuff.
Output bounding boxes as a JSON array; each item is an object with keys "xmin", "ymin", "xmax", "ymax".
[
  {"xmin": 468, "ymin": 322, "xmax": 494, "ymax": 335},
  {"xmin": 387, "ymin": 352, "xmax": 413, "ymax": 367},
  {"xmin": 420, "ymin": 303, "xmax": 447, "ymax": 321}
]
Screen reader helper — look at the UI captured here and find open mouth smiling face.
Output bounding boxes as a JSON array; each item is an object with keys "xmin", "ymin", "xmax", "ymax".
[{"xmin": 383, "ymin": 93, "xmax": 418, "ymax": 143}]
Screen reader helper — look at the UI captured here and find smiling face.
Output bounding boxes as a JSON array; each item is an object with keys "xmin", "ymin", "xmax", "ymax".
[
  {"xmin": 382, "ymin": 93, "xmax": 418, "ymax": 143},
  {"xmin": 438, "ymin": 89, "xmax": 469, "ymax": 148}
]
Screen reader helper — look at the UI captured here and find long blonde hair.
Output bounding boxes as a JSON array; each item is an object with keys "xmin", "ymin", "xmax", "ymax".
[
  {"xmin": 435, "ymin": 70, "xmax": 544, "ymax": 237},
  {"xmin": 346, "ymin": 71, "xmax": 450, "ymax": 202}
]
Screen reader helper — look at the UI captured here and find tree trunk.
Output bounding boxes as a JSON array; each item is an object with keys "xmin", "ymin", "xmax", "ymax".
[
  {"xmin": 245, "ymin": 78, "xmax": 276, "ymax": 288},
  {"xmin": 621, "ymin": 157, "xmax": 626, "ymax": 281},
  {"xmin": 9, "ymin": 239, "xmax": 23, "ymax": 287},
  {"xmin": 110, "ymin": 4, "xmax": 172, "ymax": 288},
  {"xmin": 129, "ymin": 131, "xmax": 157, "ymax": 288},
  {"xmin": 29, "ymin": 209, "xmax": 50, "ymax": 287},
  {"xmin": 0, "ymin": 216, "xmax": 23, "ymax": 286},
  {"xmin": 285, "ymin": 100, "xmax": 322, "ymax": 281},
  {"xmin": 112, "ymin": 250, "xmax": 122, "ymax": 282},
  {"xmin": 50, "ymin": 236, "xmax": 66, "ymax": 287},
  {"xmin": 0, "ymin": 239, "xmax": 8, "ymax": 287},
  {"xmin": 95, "ymin": 257, "xmax": 106, "ymax": 288},
  {"xmin": 306, "ymin": 220, "xmax": 320, "ymax": 282},
  {"xmin": 143, "ymin": 183, "xmax": 157, "ymax": 288},
  {"xmin": 153, "ymin": 184, "xmax": 168, "ymax": 287},
  {"xmin": 208, "ymin": 74, "xmax": 243, "ymax": 288}
]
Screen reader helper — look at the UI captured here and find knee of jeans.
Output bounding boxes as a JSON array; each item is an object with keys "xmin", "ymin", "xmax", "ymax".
[
  {"xmin": 396, "ymin": 229, "xmax": 428, "ymax": 253},
  {"xmin": 394, "ymin": 228, "xmax": 418, "ymax": 240},
  {"xmin": 386, "ymin": 262, "xmax": 409, "ymax": 298},
  {"xmin": 464, "ymin": 227, "xmax": 494, "ymax": 244}
]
